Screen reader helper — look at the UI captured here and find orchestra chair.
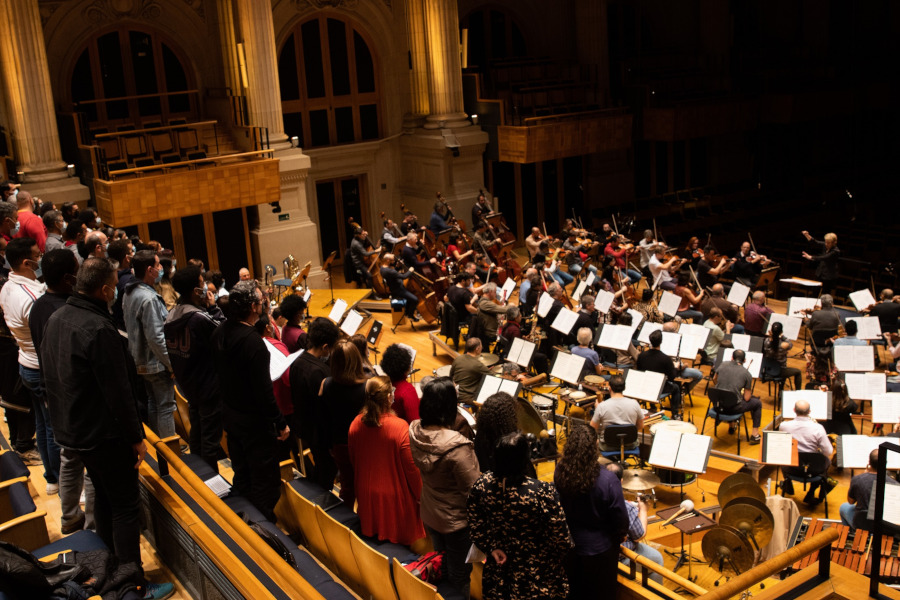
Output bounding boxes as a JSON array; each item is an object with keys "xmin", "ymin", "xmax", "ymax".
[
  {"xmin": 315, "ymin": 505, "xmax": 366, "ymax": 596},
  {"xmin": 0, "ymin": 477, "xmax": 49, "ymax": 551},
  {"xmin": 494, "ymin": 335, "xmax": 512, "ymax": 360},
  {"xmin": 391, "ymin": 299, "xmax": 412, "ymax": 333},
  {"xmin": 701, "ymin": 388, "xmax": 750, "ymax": 454},
  {"xmin": 780, "ymin": 452, "xmax": 832, "ymax": 519},
  {"xmin": 349, "ymin": 531, "xmax": 400, "ymax": 600},
  {"xmin": 391, "ymin": 557, "xmax": 445, "ymax": 600},
  {"xmin": 675, "ymin": 376, "xmax": 695, "ymax": 408},
  {"xmin": 600, "ymin": 424, "xmax": 641, "ymax": 467},
  {"xmin": 439, "ymin": 302, "xmax": 463, "ymax": 349}
]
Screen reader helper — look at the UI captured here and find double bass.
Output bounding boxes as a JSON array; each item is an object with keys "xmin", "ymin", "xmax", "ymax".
[{"xmin": 348, "ymin": 217, "xmax": 390, "ymax": 298}]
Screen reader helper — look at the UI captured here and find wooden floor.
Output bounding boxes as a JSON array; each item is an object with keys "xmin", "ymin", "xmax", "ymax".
[{"xmin": 5, "ymin": 256, "xmax": 885, "ymax": 598}]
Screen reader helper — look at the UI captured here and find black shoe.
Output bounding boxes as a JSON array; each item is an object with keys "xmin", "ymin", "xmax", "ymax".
[
  {"xmin": 804, "ymin": 494, "xmax": 823, "ymax": 506},
  {"xmin": 749, "ymin": 434, "xmax": 761, "ymax": 445},
  {"xmin": 728, "ymin": 423, "xmax": 737, "ymax": 435},
  {"xmin": 410, "ymin": 314, "xmax": 420, "ymax": 323},
  {"xmin": 781, "ymin": 481, "xmax": 794, "ymax": 495}
]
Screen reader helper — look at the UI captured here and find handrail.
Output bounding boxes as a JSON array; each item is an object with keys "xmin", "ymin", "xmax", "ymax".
[
  {"xmin": 698, "ymin": 528, "xmax": 839, "ymax": 600},
  {"xmin": 105, "ymin": 149, "xmax": 275, "ymax": 178},
  {"xmin": 620, "ymin": 545, "xmax": 707, "ymax": 596},
  {"xmin": 75, "ymin": 89, "xmax": 200, "ymax": 106},
  {"xmin": 146, "ymin": 427, "xmax": 327, "ymax": 600},
  {"xmin": 94, "ymin": 120, "xmax": 217, "ymax": 139},
  {"xmin": 521, "ymin": 107, "xmax": 631, "ymax": 126}
]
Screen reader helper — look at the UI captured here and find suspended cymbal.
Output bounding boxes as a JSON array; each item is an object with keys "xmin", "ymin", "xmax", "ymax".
[
  {"xmin": 479, "ymin": 354, "xmax": 500, "ymax": 367},
  {"xmin": 621, "ymin": 469, "xmax": 661, "ymax": 492},
  {"xmin": 490, "ymin": 364, "xmax": 505, "ymax": 375},
  {"xmin": 717, "ymin": 472, "xmax": 766, "ymax": 508},
  {"xmin": 720, "ymin": 497, "xmax": 774, "ymax": 550},
  {"xmin": 702, "ymin": 525, "xmax": 756, "ymax": 576},
  {"xmin": 515, "ymin": 398, "xmax": 545, "ymax": 436}
]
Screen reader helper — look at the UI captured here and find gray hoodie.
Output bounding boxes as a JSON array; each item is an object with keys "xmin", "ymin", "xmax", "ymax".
[{"xmin": 409, "ymin": 420, "xmax": 480, "ymax": 534}]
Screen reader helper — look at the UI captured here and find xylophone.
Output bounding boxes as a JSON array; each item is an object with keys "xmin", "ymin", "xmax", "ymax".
[{"xmin": 788, "ymin": 518, "xmax": 900, "ymax": 580}]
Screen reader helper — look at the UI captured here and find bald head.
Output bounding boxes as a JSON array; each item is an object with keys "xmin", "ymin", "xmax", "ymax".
[
  {"xmin": 712, "ymin": 283, "xmax": 725, "ymax": 297},
  {"xmin": 794, "ymin": 400, "xmax": 811, "ymax": 416},
  {"xmin": 752, "ymin": 291, "xmax": 766, "ymax": 304},
  {"xmin": 16, "ymin": 191, "xmax": 33, "ymax": 211},
  {"xmin": 882, "ymin": 289, "xmax": 894, "ymax": 301}
]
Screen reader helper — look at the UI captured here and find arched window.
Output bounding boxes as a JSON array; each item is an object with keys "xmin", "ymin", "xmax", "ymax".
[
  {"xmin": 278, "ymin": 16, "xmax": 381, "ymax": 148},
  {"xmin": 70, "ymin": 29, "xmax": 196, "ymax": 128}
]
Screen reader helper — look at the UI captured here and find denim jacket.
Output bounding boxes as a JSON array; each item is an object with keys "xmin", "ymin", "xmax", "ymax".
[{"xmin": 123, "ymin": 280, "xmax": 171, "ymax": 375}]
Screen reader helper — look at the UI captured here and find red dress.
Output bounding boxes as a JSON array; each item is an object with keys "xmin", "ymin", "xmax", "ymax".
[
  {"xmin": 348, "ymin": 413, "xmax": 425, "ymax": 545},
  {"xmin": 391, "ymin": 380, "xmax": 420, "ymax": 423}
]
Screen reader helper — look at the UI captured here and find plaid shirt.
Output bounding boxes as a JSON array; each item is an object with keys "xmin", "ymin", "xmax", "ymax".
[{"xmin": 623, "ymin": 501, "xmax": 644, "ymax": 550}]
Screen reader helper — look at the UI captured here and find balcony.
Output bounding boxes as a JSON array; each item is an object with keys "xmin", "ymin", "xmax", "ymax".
[{"xmin": 496, "ymin": 109, "xmax": 633, "ymax": 163}]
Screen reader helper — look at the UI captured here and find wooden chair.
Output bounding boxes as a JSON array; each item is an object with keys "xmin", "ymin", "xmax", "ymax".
[
  {"xmin": 391, "ymin": 557, "xmax": 443, "ymax": 600},
  {"xmin": 0, "ymin": 477, "xmax": 49, "ymax": 551},
  {"xmin": 275, "ymin": 481, "xmax": 333, "ymax": 571},
  {"xmin": 173, "ymin": 385, "xmax": 192, "ymax": 441},
  {"xmin": 349, "ymin": 530, "xmax": 400, "ymax": 600},
  {"xmin": 315, "ymin": 505, "xmax": 366, "ymax": 595}
]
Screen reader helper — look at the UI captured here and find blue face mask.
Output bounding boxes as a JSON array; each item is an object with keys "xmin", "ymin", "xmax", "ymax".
[
  {"xmin": 10, "ymin": 222, "xmax": 19, "ymax": 236},
  {"xmin": 154, "ymin": 266, "xmax": 163, "ymax": 284},
  {"xmin": 29, "ymin": 259, "xmax": 42, "ymax": 280}
]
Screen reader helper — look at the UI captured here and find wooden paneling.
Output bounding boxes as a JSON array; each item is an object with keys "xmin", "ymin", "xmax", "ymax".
[
  {"xmin": 94, "ymin": 159, "xmax": 281, "ymax": 227},
  {"xmin": 644, "ymin": 99, "xmax": 760, "ymax": 141},
  {"xmin": 497, "ymin": 113, "xmax": 633, "ymax": 163}
]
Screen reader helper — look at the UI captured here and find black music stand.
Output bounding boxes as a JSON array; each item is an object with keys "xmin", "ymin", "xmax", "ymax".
[
  {"xmin": 322, "ymin": 251, "xmax": 338, "ymax": 306},
  {"xmin": 657, "ymin": 505, "xmax": 716, "ymax": 582}
]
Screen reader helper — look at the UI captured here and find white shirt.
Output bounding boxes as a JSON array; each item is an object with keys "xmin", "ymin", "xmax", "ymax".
[
  {"xmin": 639, "ymin": 239, "xmax": 655, "ymax": 268},
  {"xmin": 648, "ymin": 255, "xmax": 672, "ymax": 286},
  {"xmin": 0, "ymin": 272, "xmax": 47, "ymax": 369},
  {"xmin": 779, "ymin": 416, "xmax": 832, "ymax": 456}
]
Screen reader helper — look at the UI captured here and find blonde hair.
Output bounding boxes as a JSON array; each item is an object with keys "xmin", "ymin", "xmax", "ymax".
[
  {"xmin": 824, "ymin": 233, "xmax": 837, "ymax": 244},
  {"xmin": 361, "ymin": 376, "xmax": 393, "ymax": 427}
]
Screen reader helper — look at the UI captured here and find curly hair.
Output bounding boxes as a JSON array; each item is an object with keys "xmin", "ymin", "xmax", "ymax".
[
  {"xmin": 474, "ymin": 392, "xmax": 519, "ymax": 473},
  {"xmin": 554, "ymin": 422, "xmax": 601, "ymax": 497},
  {"xmin": 380, "ymin": 344, "xmax": 412, "ymax": 381}
]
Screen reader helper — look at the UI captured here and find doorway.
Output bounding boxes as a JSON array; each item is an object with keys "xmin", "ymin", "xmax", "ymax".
[{"xmin": 315, "ymin": 175, "xmax": 366, "ymax": 265}]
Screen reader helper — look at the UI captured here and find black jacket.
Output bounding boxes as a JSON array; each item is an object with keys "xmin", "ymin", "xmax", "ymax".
[
  {"xmin": 41, "ymin": 294, "xmax": 144, "ymax": 450},
  {"xmin": 164, "ymin": 302, "xmax": 225, "ymax": 405},
  {"xmin": 380, "ymin": 266, "xmax": 412, "ymax": 297},
  {"xmin": 808, "ymin": 239, "xmax": 840, "ymax": 281}
]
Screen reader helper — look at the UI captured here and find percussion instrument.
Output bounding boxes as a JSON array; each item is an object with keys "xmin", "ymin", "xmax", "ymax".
[
  {"xmin": 516, "ymin": 398, "xmax": 546, "ymax": 436},
  {"xmin": 702, "ymin": 525, "xmax": 757, "ymax": 575},
  {"xmin": 490, "ymin": 364, "xmax": 505, "ymax": 375},
  {"xmin": 787, "ymin": 517, "xmax": 900, "ymax": 579},
  {"xmin": 719, "ymin": 496, "xmax": 774, "ymax": 551},
  {"xmin": 655, "ymin": 469, "xmax": 697, "ymax": 487},
  {"xmin": 650, "ymin": 420, "xmax": 697, "ymax": 435},
  {"xmin": 434, "ymin": 365, "xmax": 452, "ymax": 378},
  {"xmin": 620, "ymin": 469, "xmax": 661, "ymax": 492},
  {"xmin": 583, "ymin": 375, "xmax": 606, "ymax": 385},
  {"xmin": 532, "ymin": 396, "xmax": 555, "ymax": 425},
  {"xmin": 479, "ymin": 354, "xmax": 500, "ymax": 367},
  {"xmin": 569, "ymin": 391, "xmax": 588, "ymax": 402},
  {"xmin": 717, "ymin": 472, "xmax": 766, "ymax": 508}
]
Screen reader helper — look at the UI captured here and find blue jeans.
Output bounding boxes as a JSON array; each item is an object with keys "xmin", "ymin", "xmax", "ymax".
[
  {"xmin": 553, "ymin": 269, "xmax": 574, "ymax": 286},
  {"xmin": 625, "ymin": 268, "xmax": 642, "ymax": 285},
  {"xmin": 676, "ymin": 309, "xmax": 704, "ymax": 323},
  {"xmin": 19, "ymin": 364, "xmax": 60, "ymax": 485},
  {"xmin": 623, "ymin": 542, "xmax": 664, "ymax": 584},
  {"xmin": 680, "ymin": 367, "xmax": 703, "ymax": 392},
  {"xmin": 568, "ymin": 263, "xmax": 597, "ymax": 277},
  {"xmin": 142, "ymin": 371, "xmax": 176, "ymax": 438}
]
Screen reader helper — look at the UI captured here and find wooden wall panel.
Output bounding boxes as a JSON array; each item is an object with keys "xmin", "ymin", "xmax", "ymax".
[
  {"xmin": 497, "ymin": 114, "xmax": 633, "ymax": 163},
  {"xmin": 94, "ymin": 159, "xmax": 281, "ymax": 227}
]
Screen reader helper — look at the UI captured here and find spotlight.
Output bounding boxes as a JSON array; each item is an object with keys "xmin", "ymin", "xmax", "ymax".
[
  {"xmin": 471, "ymin": 114, "xmax": 479, "ymax": 125},
  {"xmin": 290, "ymin": 136, "xmax": 299, "ymax": 148}
]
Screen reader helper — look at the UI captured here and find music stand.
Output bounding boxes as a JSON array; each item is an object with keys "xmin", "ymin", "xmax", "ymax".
[
  {"xmin": 657, "ymin": 505, "xmax": 716, "ymax": 581},
  {"xmin": 322, "ymin": 250, "xmax": 338, "ymax": 306}
]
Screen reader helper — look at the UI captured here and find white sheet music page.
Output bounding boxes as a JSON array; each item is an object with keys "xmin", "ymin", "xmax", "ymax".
[
  {"xmin": 551, "ymin": 307, "xmax": 580, "ymax": 334},
  {"xmin": 595, "ymin": 289, "xmax": 616, "ymax": 314},
  {"xmin": 264, "ymin": 340, "xmax": 304, "ymax": 381},
  {"xmin": 834, "ymin": 345, "xmax": 875, "ymax": 372},
  {"xmin": 537, "ymin": 292, "xmax": 554, "ymax": 318},
  {"xmin": 498, "ymin": 378, "xmax": 520, "ymax": 398},
  {"xmin": 328, "ymin": 298, "xmax": 348, "ymax": 323},
  {"xmin": 597, "ymin": 324, "xmax": 634, "ymax": 351},
  {"xmin": 849, "ymin": 288, "xmax": 877, "ymax": 312},
  {"xmin": 674, "ymin": 433, "xmax": 712, "ymax": 473},
  {"xmin": 648, "ymin": 429, "xmax": 681, "ymax": 469},
  {"xmin": 340, "ymin": 309, "xmax": 364, "ymax": 336},
  {"xmin": 507, "ymin": 337, "xmax": 536, "ymax": 368},
  {"xmin": 845, "ymin": 316, "xmax": 882, "ymax": 340},
  {"xmin": 660, "ymin": 332, "xmax": 682, "ymax": 357},
  {"xmin": 782, "ymin": 390, "xmax": 830, "ymax": 420},
  {"xmin": 637, "ymin": 322, "xmax": 663, "ymax": 345},
  {"xmin": 475, "ymin": 375, "xmax": 504, "ymax": 405},
  {"xmin": 871, "ymin": 393, "xmax": 900, "ymax": 424},
  {"xmin": 679, "ymin": 323, "xmax": 712, "ymax": 348},
  {"xmin": 501, "ymin": 277, "xmax": 516, "ymax": 302},
  {"xmin": 623, "ymin": 369, "xmax": 665, "ymax": 402},
  {"xmin": 678, "ymin": 334, "xmax": 704, "ymax": 360},
  {"xmin": 626, "ymin": 309, "xmax": 644, "ymax": 337},
  {"xmin": 303, "ymin": 289, "xmax": 312, "ymax": 302},
  {"xmin": 762, "ymin": 431, "xmax": 794, "ymax": 465},
  {"xmin": 585, "ymin": 271, "xmax": 596, "ymax": 287},
  {"xmin": 870, "ymin": 484, "xmax": 900, "ymax": 527},
  {"xmin": 840, "ymin": 436, "xmax": 900, "ymax": 470},
  {"xmin": 572, "ymin": 280, "xmax": 588, "ymax": 303},
  {"xmin": 727, "ymin": 281, "xmax": 751, "ymax": 307},
  {"xmin": 730, "ymin": 333, "xmax": 752, "ymax": 352},
  {"xmin": 550, "ymin": 352, "xmax": 585, "ymax": 385},
  {"xmin": 658, "ymin": 291, "xmax": 681, "ymax": 317},
  {"xmin": 767, "ymin": 314, "xmax": 803, "ymax": 341},
  {"xmin": 722, "ymin": 348, "xmax": 763, "ymax": 378},
  {"xmin": 844, "ymin": 372, "xmax": 886, "ymax": 401},
  {"xmin": 787, "ymin": 297, "xmax": 820, "ymax": 317}
]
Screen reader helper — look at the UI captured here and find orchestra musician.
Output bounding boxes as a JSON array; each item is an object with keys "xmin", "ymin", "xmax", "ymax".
[
  {"xmin": 743, "ymin": 291, "xmax": 773, "ymax": 337},
  {"xmin": 380, "ymin": 254, "xmax": 420, "ymax": 322},
  {"xmin": 637, "ymin": 329, "xmax": 683, "ymax": 420},
  {"xmin": 462, "ymin": 261, "xmax": 487, "ymax": 294},
  {"xmin": 445, "ymin": 272, "xmax": 478, "ymax": 325},
  {"xmin": 863, "ymin": 289, "xmax": 900, "ymax": 335},
  {"xmin": 662, "ymin": 321, "xmax": 704, "ymax": 396},
  {"xmin": 805, "ymin": 294, "xmax": 841, "ymax": 334},
  {"xmin": 446, "ymin": 231, "xmax": 473, "ymax": 264},
  {"xmin": 476, "ymin": 283, "xmax": 507, "ymax": 344},
  {"xmin": 801, "ymin": 231, "xmax": 840, "ymax": 295},
  {"xmin": 473, "ymin": 220, "xmax": 501, "ymax": 252},
  {"xmin": 604, "ymin": 236, "xmax": 641, "ymax": 284},
  {"xmin": 732, "ymin": 241, "xmax": 769, "ymax": 287},
  {"xmin": 516, "ymin": 267, "xmax": 539, "ymax": 312},
  {"xmin": 525, "ymin": 227, "xmax": 544, "ymax": 259},
  {"xmin": 574, "ymin": 294, "xmax": 600, "ymax": 334},
  {"xmin": 399, "ymin": 211, "xmax": 421, "ymax": 236},
  {"xmin": 519, "ymin": 270, "xmax": 542, "ymax": 318},
  {"xmin": 598, "ymin": 223, "xmax": 617, "ymax": 246},
  {"xmin": 696, "ymin": 248, "xmax": 732, "ymax": 289},
  {"xmin": 382, "ymin": 218, "xmax": 404, "ymax": 247},
  {"xmin": 633, "ymin": 288, "xmax": 663, "ymax": 324},
  {"xmin": 471, "ymin": 190, "xmax": 492, "ymax": 227},
  {"xmin": 638, "ymin": 229, "xmax": 656, "ymax": 278},
  {"xmin": 570, "ymin": 327, "xmax": 604, "ymax": 377},
  {"xmin": 648, "ymin": 245, "xmax": 679, "ymax": 291},
  {"xmin": 563, "ymin": 231, "xmax": 597, "ymax": 277},
  {"xmin": 536, "ymin": 252, "xmax": 574, "ymax": 288},
  {"xmin": 673, "ymin": 273, "xmax": 706, "ymax": 323},
  {"xmin": 400, "ymin": 232, "xmax": 438, "ymax": 274},
  {"xmin": 349, "ymin": 227, "xmax": 381, "ymax": 288},
  {"xmin": 429, "ymin": 200, "xmax": 452, "ymax": 235},
  {"xmin": 700, "ymin": 284, "xmax": 744, "ymax": 333}
]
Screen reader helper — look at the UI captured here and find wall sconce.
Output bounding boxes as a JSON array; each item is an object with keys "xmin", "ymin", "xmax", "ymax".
[
  {"xmin": 67, "ymin": 164, "xmax": 75, "ymax": 177},
  {"xmin": 290, "ymin": 136, "xmax": 299, "ymax": 148},
  {"xmin": 15, "ymin": 171, "xmax": 24, "ymax": 182},
  {"xmin": 471, "ymin": 114, "xmax": 479, "ymax": 125}
]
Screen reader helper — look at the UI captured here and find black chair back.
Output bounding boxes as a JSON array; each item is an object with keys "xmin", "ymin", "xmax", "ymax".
[
  {"xmin": 798, "ymin": 451, "xmax": 830, "ymax": 478},
  {"xmin": 602, "ymin": 424, "xmax": 638, "ymax": 448},
  {"xmin": 709, "ymin": 387, "xmax": 742, "ymax": 412}
]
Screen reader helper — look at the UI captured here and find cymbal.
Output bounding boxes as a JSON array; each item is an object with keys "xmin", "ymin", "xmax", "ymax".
[
  {"xmin": 717, "ymin": 472, "xmax": 766, "ymax": 508},
  {"xmin": 490, "ymin": 364, "xmax": 505, "ymax": 375},
  {"xmin": 515, "ymin": 398, "xmax": 545, "ymax": 436},
  {"xmin": 702, "ymin": 525, "xmax": 756, "ymax": 575},
  {"xmin": 621, "ymin": 469, "xmax": 661, "ymax": 492},
  {"xmin": 720, "ymin": 497, "xmax": 774, "ymax": 550},
  {"xmin": 479, "ymin": 353, "xmax": 500, "ymax": 367}
]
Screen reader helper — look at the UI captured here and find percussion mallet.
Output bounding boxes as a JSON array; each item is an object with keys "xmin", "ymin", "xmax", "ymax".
[{"xmin": 662, "ymin": 499, "xmax": 695, "ymax": 527}]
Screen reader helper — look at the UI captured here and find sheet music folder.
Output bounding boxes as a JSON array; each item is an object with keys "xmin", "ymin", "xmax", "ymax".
[
  {"xmin": 759, "ymin": 431, "xmax": 798, "ymax": 466},
  {"xmin": 836, "ymin": 435, "xmax": 900, "ymax": 470},
  {"xmin": 648, "ymin": 429, "xmax": 713, "ymax": 474}
]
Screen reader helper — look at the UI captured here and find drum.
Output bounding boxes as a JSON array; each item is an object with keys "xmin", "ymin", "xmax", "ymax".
[
  {"xmin": 532, "ymin": 396, "xmax": 555, "ymax": 425},
  {"xmin": 655, "ymin": 468, "xmax": 698, "ymax": 487},
  {"xmin": 583, "ymin": 375, "xmax": 605, "ymax": 385},
  {"xmin": 650, "ymin": 420, "xmax": 698, "ymax": 436},
  {"xmin": 434, "ymin": 365, "xmax": 452, "ymax": 378}
]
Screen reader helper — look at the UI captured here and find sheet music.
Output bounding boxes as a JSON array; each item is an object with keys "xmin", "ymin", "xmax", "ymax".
[
  {"xmin": 585, "ymin": 271, "xmax": 596, "ymax": 287},
  {"xmin": 787, "ymin": 297, "xmax": 821, "ymax": 317},
  {"xmin": 762, "ymin": 431, "xmax": 794, "ymax": 465},
  {"xmin": 572, "ymin": 281, "xmax": 588, "ymax": 303},
  {"xmin": 264, "ymin": 340, "xmax": 304, "ymax": 381},
  {"xmin": 658, "ymin": 291, "xmax": 681, "ymax": 317},
  {"xmin": 834, "ymin": 345, "xmax": 875, "ymax": 372},
  {"xmin": 869, "ymin": 483, "xmax": 900, "ymax": 527},
  {"xmin": 303, "ymin": 289, "xmax": 312, "ymax": 302},
  {"xmin": 637, "ymin": 322, "xmax": 663, "ymax": 345},
  {"xmin": 849, "ymin": 288, "xmax": 878, "ymax": 312},
  {"xmin": 507, "ymin": 337, "xmax": 536, "ymax": 368},
  {"xmin": 399, "ymin": 343, "xmax": 417, "ymax": 371},
  {"xmin": 623, "ymin": 369, "xmax": 666, "ymax": 403},
  {"xmin": 678, "ymin": 333, "xmax": 704, "ymax": 360},
  {"xmin": 204, "ymin": 475, "xmax": 232, "ymax": 498},
  {"xmin": 660, "ymin": 332, "xmax": 682, "ymax": 358},
  {"xmin": 500, "ymin": 277, "xmax": 516, "ymax": 302},
  {"xmin": 845, "ymin": 372, "xmax": 886, "ymax": 401},
  {"xmin": 551, "ymin": 307, "xmax": 580, "ymax": 334},
  {"xmin": 679, "ymin": 323, "xmax": 712, "ymax": 347},
  {"xmin": 328, "ymin": 299, "xmax": 348, "ymax": 323},
  {"xmin": 676, "ymin": 433, "xmax": 713, "ymax": 474},
  {"xmin": 721, "ymin": 348, "xmax": 763, "ymax": 378},
  {"xmin": 626, "ymin": 309, "xmax": 644, "ymax": 338},
  {"xmin": 845, "ymin": 316, "xmax": 882, "ymax": 340},
  {"xmin": 550, "ymin": 352, "xmax": 586, "ymax": 385},
  {"xmin": 782, "ymin": 390, "xmax": 831, "ymax": 420},
  {"xmin": 727, "ymin": 281, "xmax": 751, "ymax": 307},
  {"xmin": 780, "ymin": 278, "xmax": 823, "ymax": 288},
  {"xmin": 648, "ymin": 429, "xmax": 681, "ymax": 469},
  {"xmin": 871, "ymin": 393, "xmax": 900, "ymax": 424},
  {"xmin": 730, "ymin": 333, "xmax": 752, "ymax": 352},
  {"xmin": 597, "ymin": 324, "xmax": 634, "ymax": 351},
  {"xmin": 767, "ymin": 314, "xmax": 803, "ymax": 341},
  {"xmin": 537, "ymin": 292, "xmax": 554, "ymax": 318},
  {"xmin": 838, "ymin": 435, "xmax": 900, "ymax": 470},
  {"xmin": 340, "ymin": 309, "xmax": 364, "ymax": 336},
  {"xmin": 595, "ymin": 289, "xmax": 615, "ymax": 314},
  {"xmin": 475, "ymin": 375, "xmax": 521, "ymax": 405}
]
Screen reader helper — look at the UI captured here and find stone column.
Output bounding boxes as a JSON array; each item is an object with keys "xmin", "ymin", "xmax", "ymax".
[
  {"xmin": 235, "ymin": 0, "xmax": 290, "ymax": 148},
  {"xmin": 404, "ymin": 0, "xmax": 430, "ymax": 130},
  {"xmin": 421, "ymin": 0, "xmax": 470, "ymax": 129},
  {"xmin": 0, "ymin": 0, "xmax": 67, "ymax": 182}
]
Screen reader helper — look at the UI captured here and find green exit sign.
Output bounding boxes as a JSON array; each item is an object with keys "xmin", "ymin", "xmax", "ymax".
[{"xmin": 278, "ymin": 213, "xmax": 291, "ymax": 222}]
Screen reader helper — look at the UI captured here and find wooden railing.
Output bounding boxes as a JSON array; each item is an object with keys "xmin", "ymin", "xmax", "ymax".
[
  {"xmin": 75, "ymin": 89, "xmax": 200, "ymax": 107},
  {"xmin": 104, "ymin": 149, "xmax": 274, "ymax": 179},
  {"xmin": 92, "ymin": 120, "xmax": 217, "ymax": 139}
]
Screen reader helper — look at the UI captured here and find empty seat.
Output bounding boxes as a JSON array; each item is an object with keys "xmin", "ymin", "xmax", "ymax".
[
  {"xmin": 0, "ymin": 477, "xmax": 49, "ymax": 551},
  {"xmin": 187, "ymin": 150, "xmax": 207, "ymax": 161},
  {"xmin": 96, "ymin": 137, "xmax": 122, "ymax": 161},
  {"xmin": 160, "ymin": 153, "xmax": 183, "ymax": 165},
  {"xmin": 123, "ymin": 134, "xmax": 147, "ymax": 162},
  {"xmin": 177, "ymin": 128, "xmax": 200, "ymax": 155},
  {"xmin": 134, "ymin": 157, "xmax": 156, "ymax": 168},
  {"xmin": 149, "ymin": 131, "xmax": 175, "ymax": 159}
]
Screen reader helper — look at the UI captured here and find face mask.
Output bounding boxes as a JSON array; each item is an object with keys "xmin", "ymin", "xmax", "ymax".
[
  {"xmin": 61, "ymin": 221, "xmax": 67, "ymax": 233},
  {"xmin": 95, "ymin": 216, "xmax": 102, "ymax": 224},
  {"xmin": 28, "ymin": 259, "xmax": 42, "ymax": 279},
  {"xmin": 154, "ymin": 266, "xmax": 163, "ymax": 284},
  {"xmin": 107, "ymin": 285, "xmax": 118, "ymax": 307},
  {"xmin": 169, "ymin": 267, "xmax": 175, "ymax": 277},
  {"xmin": 11, "ymin": 189, "xmax": 17, "ymax": 197},
  {"xmin": 10, "ymin": 222, "xmax": 19, "ymax": 236}
]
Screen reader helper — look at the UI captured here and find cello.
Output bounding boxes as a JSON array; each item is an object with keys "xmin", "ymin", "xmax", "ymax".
[{"xmin": 348, "ymin": 217, "xmax": 390, "ymax": 298}]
